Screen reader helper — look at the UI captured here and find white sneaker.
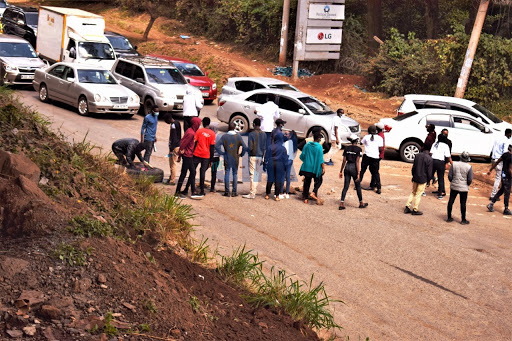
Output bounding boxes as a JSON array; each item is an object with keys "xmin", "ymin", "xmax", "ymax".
[
  {"xmin": 284, "ymin": 194, "xmax": 290, "ymax": 199},
  {"xmin": 278, "ymin": 194, "xmax": 285, "ymax": 200},
  {"xmin": 242, "ymin": 194, "xmax": 255, "ymax": 199}
]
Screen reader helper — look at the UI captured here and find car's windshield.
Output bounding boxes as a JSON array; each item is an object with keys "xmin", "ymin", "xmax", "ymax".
[
  {"xmin": 78, "ymin": 42, "xmax": 115, "ymax": 60},
  {"xmin": 25, "ymin": 13, "xmax": 38, "ymax": 26},
  {"xmin": 0, "ymin": 3, "xmax": 7, "ymax": 8},
  {"xmin": 146, "ymin": 68, "xmax": 186, "ymax": 84},
  {"xmin": 473, "ymin": 103, "xmax": 502, "ymax": 124},
  {"xmin": 174, "ymin": 62, "xmax": 204, "ymax": 77},
  {"xmin": 107, "ymin": 36, "xmax": 134, "ymax": 50},
  {"xmin": 268, "ymin": 84, "xmax": 298, "ymax": 91},
  {"xmin": 298, "ymin": 96, "xmax": 335, "ymax": 115},
  {"xmin": 0, "ymin": 42, "xmax": 37, "ymax": 58},
  {"xmin": 78, "ymin": 69, "xmax": 117, "ymax": 84}
]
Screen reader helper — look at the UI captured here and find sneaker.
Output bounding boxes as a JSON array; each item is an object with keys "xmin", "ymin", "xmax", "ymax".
[
  {"xmin": 284, "ymin": 194, "xmax": 290, "ymax": 199},
  {"xmin": 242, "ymin": 194, "xmax": 255, "ymax": 199},
  {"xmin": 376, "ymin": 189, "xmax": 381, "ymax": 195},
  {"xmin": 325, "ymin": 161, "xmax": 334, "ymax": 166},
  {"xmin": 411, "ymin": 210, "xmax": 423, "ymax": 215},
  {"xmin": 363, "ymin": 186, "xmax": 375, "ymax": 191},
  {"xmin": 487, "ymin": 203, "xmax": 494, "ymax": 212},
  {"xmin": 177, "ymin": 193, "xmax": 187, "ymax": 199},
  {"xmin": 504, "ymin": 208, "xmax": 512, "ymax": 215},
  {"xmin": 191, "ymin": 193, "xmax": 205, "ymax": 199},
  {"xmin": 489, "ymin": 196, "xmax": 500, "ymax": 202},
  {"xmin": 222, "ymin": 192, "xmax": 230, "ymax": 197},
  {"xmin": 339, "ymin": 202, "xmax": 345, "ymax": 210},
  {"xmin": 421, "ymin": 192, "xmax": 426, "ymax": 197},
  {"xmin": 460, "ymin": 219, "xmax": 470, "ymax": 225},
  {"xmin": 404, "ymin": 206, "xmax": 412, "ymax": 214},
  {"xmin": 359, "ymin": 202, "xmax": 368, "ymax": 208},
  {"xmin": 231, "ymin": 192, "xmax": 238, "ymax": 197},
  {"xmin": 210, "ymin": 188, "xmax": 216, "ymax": 193},
  {"xmin": 446, "ymin": 217, "xmax": 454, "ymax": 222},
  {"xmin": 437, "ymin": 195, "xmax": 444, "ymax": 200},
  {"xmin": 278, "ymin": 194, "xmax": 285, "ymax": 200}
]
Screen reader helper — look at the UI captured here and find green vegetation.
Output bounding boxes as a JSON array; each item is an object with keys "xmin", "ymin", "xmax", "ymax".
[
  {"xmin": 187, "ymin": 236, "xmax": 210, "ymax": 264},
  {"xmin": 103, "ymin": 312, "xmax": 119, "ymax": 336},
  {"xmin": 69, "ymin": 215, "xmax": 114, "ymax": 237},
  {"xmin": 217, "ymin": 244, "xmax": 263, "ymax": 286},
  {"xmin": 188, "ymin": 295, "xmax": 201, "ymax": 313},
  {"xmin": 143, "ymin": 298, "xmax": 158, "ymax": 313},
  {"xmin": 53, "ymin": 242, "xmax": 92, "ymax": 267}
]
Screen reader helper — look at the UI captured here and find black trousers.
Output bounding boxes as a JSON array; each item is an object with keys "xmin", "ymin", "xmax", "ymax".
[
  {"xmin": 176, "ymin": 156, "xmax": 196, "ymax": 195},
  {"xmin": 210, "ymin": 156, "xmax": 220, "ymax": 191},
  {"xmin": 193, "ymin": 156, "xmax": 210, "ymax": 194},
  {"xmin": 303, "ymin": 173, "xmax": 323, "ymax": 199},
  {"xmin": 142, "ymin": 140, "xmax": 154, "ymax": 163},
  {"xmin": 492, "ymin": 177, "xmax": 511, "ymax": 208},
  {"xmin": 341, "ymin": 163, "xmax": 362, "ymax": 202},
  {"xmin": 112, "ymin": 145, "xmax": 127, "ymax": 165},
  {"xmin": 447, "ymin": 190, "xmax": 468, "ymax": 220},
  {"xmin": 433, "ymin": 159, "xmax": 446, "ymax": 194},
  {"xmin": 360, "ymin": 154, "xmax": 381, "ymax": 189}
]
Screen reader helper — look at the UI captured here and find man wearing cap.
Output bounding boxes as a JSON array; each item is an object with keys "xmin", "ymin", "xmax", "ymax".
[
  {"xmin": 325, "ymin": 108, "xmax": 345, "ymax": 166},
  {"xmin": 255, "ymin": 95, "xmax": 280, "ymax": 144},
  {"xmin": 489, "ymin": 129, "xmax": 512, "ymax": 201},
  {"xmin": 404, "ymin": 142, "xmax": 433, "ymax": 215},
  {"xmin": 487, "ymin": 142, "xmax": 512, "ymax": 215},
  {"xmin": 446, "ymin": 151, "xmax": 473, "ymax": 224},
  {"xmin": 271, "ymin": 118, "xmax": 287, "ymax": 143}
]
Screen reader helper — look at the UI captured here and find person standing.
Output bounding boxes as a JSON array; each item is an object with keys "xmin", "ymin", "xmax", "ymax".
[
  {"xmin": 299, "ymin": 131, "xmax": 325, "ymax": 205},
  {"xmin": 175, "ymin": 117, "xmax": 201, "ymax": 198},
  {"xmin": 404, "ymin": 144, "xmax": 433, "ymax": 215},
  {"xmin": 271, "ymin": 118, "xmax": 287, "ymax": 144},
  {"xmin": 111, "ymin": 138, "xmax": 146, "ymax": 168},
  {"xmin": 446, "ymin": 151, "xmax": 473, "ymax": 224},
  {"xmin": 489, "ymin": 129, "xmax": 512, "ymax": 201},
  {"xmin": 255, "ymin": 96, "xmax": 280, "ymax": 144},
  {"xmin": 164, "ymin": 114, "xmax": 181, "ymax": 185},
  {"xmin": 140, "ymin": 105, "xmax": 159, "ymax": 163},
  {"xmin": 282, "ymin": 130, "xmax": 298, "ymax": 198},
  {"xmin": 441, "ymin": 128, "xmax": 452, "ymax": 151},
  {"xmin": 243, "ymin": 118, "xmax": 267, "ymax": 199},
  {"xmin": 215, "ymin": 123, "xmax": 247, "ymax": 197},
  {"xmin": 325, "ymin": 108, "xmax": 345, "ymax": 166},
  {"xmin": 430, "ymin": 133, "xmax": 452, "ymax": 199},
  {"xmin": 209, "ymin": 122, "xmax": 221, "ymax": 193},
  {"xmin": 339, "ymin": 134, "xmax": 367, "ymax": 210},
  {"xmin": 487, "ymin": 143, "xmax": 512, "ymax": 215},
  {"xmin": 192, "ymin": 117, "xmax": 216, "ymax": 198},
  {"xmin": 424, "ymin": 124, "xmax": 436, "ymax": 151},
  {"xmin": 360, "ymin": 125, "xmax": 384, "ymax": 194},
  {"xmin": 182, "ymin": 89, "xmax": 203, "ymax": 133},
  {"xmin": 264, "ymin": 131, "xmax": 287, "ymax": 201}
]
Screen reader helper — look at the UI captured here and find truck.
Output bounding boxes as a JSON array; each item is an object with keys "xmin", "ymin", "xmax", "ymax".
[{"xmin": 36, "ymin": 7, "xmax": 116, "ymax": 69}]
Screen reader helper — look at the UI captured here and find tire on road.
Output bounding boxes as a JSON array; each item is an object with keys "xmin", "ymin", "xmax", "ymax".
[
  {"xmin": 144, "ymin": 97, "xmax": 155, "ymax": 116},
  {"xmin": 39, "ymin": 83, "xmax": 50, "ymax": 103},
  {"xmin": 230, "ymin": 114, "xmax": 249, "ymax": 133},
  {"xmin": 307, "ymin": 127, "xmax": 330, "ymax": 154},
  {"xmin": 204, "ymin": 99, "xmax": 214, "ymax": 105},
  {"xmin": 122, "ymin": 114, "xmax": 134, "ymax": 119},
  {"xmin": 125, "ymin": 166, "xmax": 164, "ymax": 183},
  {"xmin": 399, "ymin": 140, "xmax": 421, "ymax": 163},
  {"xmin": 77, "ymin": 96, "xmax": 89, "ymax": 116}
]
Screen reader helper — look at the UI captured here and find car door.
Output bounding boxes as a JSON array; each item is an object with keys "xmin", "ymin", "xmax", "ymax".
[
  {"xmin": 244, "ymin": 92, "xmax": 269, "ymax": 117},
  {"xmin": 449, "ymin": 114, "xmax": 494, "ymax": 157},
  {"xmin": 276, "ymin": 95, "xmax": 307, "ymax": 135},
  {"xmin": 114, "ymin": 60, "xmax": 136, "ymax": 91},
  {"xmin": 45, "ymin": 64, "xmax": 67, "ymax": 101},
  {"xmin": 58, "ymin": 66, "xmax": 77, "ymax": 105}
]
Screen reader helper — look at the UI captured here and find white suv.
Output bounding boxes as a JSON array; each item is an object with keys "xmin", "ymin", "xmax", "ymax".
[
  {"xmin": 398, "ymin": 94, "xmax": 512, "ymax": 132},
  {"xmin": 219, "ymin": 77, "xmax": 299, "ymax": 100},
  {"xmin": 111, "ymin": 56, "xmax": 202, "ymax": 115}
]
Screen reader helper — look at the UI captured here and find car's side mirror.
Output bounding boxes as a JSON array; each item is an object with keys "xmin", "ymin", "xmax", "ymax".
[
  {"xmin": 66, "ymin": 77, "xmax": 75, "ymax": 82},
  {"xmin": 299, "ymin": 109, "xmax": 306, "ymax": 115},
  {"xmin": 135, "ymin": 77, "xmax": 145, "ymax": 84},
  {"xmin": 69, "ymin": 50, "xmax": 76, "ymax": 59},
  {"xmin": 187, "ymin": 79, "xmax": 191, "ymax": 84},
  {"xmin": 134, "ymin": 45, "xmax": 138, "ymax": 50}
]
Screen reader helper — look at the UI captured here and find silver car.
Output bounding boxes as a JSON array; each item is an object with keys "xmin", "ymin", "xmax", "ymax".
[
  {"xmin": 33, "ymin": 63, "xmax": 140, "ymax": 117},
  {"xmin": 220, "ymin": 76, "xmax": 299, "ymax": 100},
  {"xmin": 0, "ymin": 34, "xmax": 45, "ymax": 86},
  {"xmin": 217, "ymin": 89, "xmax": 361, "ymax": 144}
]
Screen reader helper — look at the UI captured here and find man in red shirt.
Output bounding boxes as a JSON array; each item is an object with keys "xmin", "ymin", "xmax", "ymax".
[{"xmin": 192, "ymin": 117, "xmax": 216, "ymax": 198}]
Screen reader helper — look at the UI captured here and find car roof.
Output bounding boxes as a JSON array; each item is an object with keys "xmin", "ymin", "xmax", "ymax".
[
  {"xmin": 406, "ymin": 108, "xmax": 489, "ymax": 122},
  {"xmin": 238, "ymin": 88, "xmax": 312, "ymax": 100},
  {"xmin": 104, "ymin": 31, "xmax": 126, "ymax": 37},
  {"xmin": 0, "ymin": 34, "xmax": 32, "ymax": 43},
  {"xmin": 404, "ymin": 94, "xmax": 477, "ymax": 106},
  {"xmin": 148, "ymin": 54, "xmax": 193, "ymax": 64},
  {"xmin": 7, "ymin": 6, "xmax": 38, "ymax": 12},
  {"xmin": 52, "ymin": 62, "xmax": 109, "ymax": 71},
  {"xmin": 117, "ymin": 56, "xmax": 176, "ymax": 68},
  {"xmin": 228, "ymin": 77, "xmax": 293, "ymax": 85}
]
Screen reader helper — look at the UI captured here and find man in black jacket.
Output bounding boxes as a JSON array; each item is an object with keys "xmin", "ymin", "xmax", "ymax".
[
  {"xmin": 404, "ymin": 144, "xmax": 433, "ymax": 215},
  {"xmin": 164, "ymin": 114, "xmax": 182, "ymax": 185},
  {"xmin": 112, "ymin": 138, "xmax": 146, "ymax": 168}
]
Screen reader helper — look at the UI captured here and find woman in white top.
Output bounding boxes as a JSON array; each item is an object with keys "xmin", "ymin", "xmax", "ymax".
[
  {"xmin": 430, "ymin": 133, "xmax": 452, "ymax": 198},
  {"xmin": 282, "ymin": 130, "xmax": 298, "ymax": 198},
  {"xmin": 360, "ymin": 125, "xmax": 384, "ymax": 194}
]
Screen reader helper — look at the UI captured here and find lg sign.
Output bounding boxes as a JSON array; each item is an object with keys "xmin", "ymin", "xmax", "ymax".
[
  {"xmin": 317, "ymin": 32, "xmax": 333, "ymax": 40},
  {"xmin": 307, "ymin": 29, "xmax": 342, "ymax": 44}
]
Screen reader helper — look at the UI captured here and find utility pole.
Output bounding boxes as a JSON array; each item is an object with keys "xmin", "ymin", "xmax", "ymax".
[
  {"xmin": 279, "ymin": 0, "xmax": 291, "ymax": 66},
  {"xmin": 454, "ymin": 0, "xmax": 490, "ymax": 98}
]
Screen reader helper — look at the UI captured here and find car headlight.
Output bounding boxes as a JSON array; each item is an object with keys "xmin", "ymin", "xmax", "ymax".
[
  {"xmin": 94, "ymin": 94, "xmax": 101, "ymax": 102},
  {"xmin": 4, "ymin": 64, "xmax": 17, "ymax": 72},
  {"xmin": 212, "ymin": 83, "xmax": 217, "ymax": 90},
  {"xmin": 130, "ymin": 95, "xmax": 139, "ymax": 103}
]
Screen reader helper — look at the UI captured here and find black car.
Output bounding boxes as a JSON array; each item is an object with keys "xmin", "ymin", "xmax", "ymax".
[
  {"xmin": 1, "ymin": 6, "xmax": 38, "ymax": 48},
  {"xmin": 105, "ymin": 31, "xmax": 140, "ymax": 58}
]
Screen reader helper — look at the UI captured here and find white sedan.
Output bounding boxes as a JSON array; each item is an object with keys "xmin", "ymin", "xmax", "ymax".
[
  {"xmin": 379, "ymin": 109, "xmax": 496, "ymax": 162},
  {"xmin": 33, "ymin": 62, "xmax": 140, "ymax": 118}
]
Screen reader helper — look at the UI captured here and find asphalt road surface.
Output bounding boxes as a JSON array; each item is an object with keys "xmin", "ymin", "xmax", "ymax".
[{"xmin": 15, "ymin": 88, "xmax": 512, "ymax": 340}]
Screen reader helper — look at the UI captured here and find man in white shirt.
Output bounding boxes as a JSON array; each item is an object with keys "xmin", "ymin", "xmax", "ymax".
[
  {"xmin": 325, "ymin": 108, "xmax": 344, "ymax": 165},
  {"xmin": 256, "ymin": 96, "xmax": 280, "ymax": 143},
  {"xmin": 182, "ymin": 88, "xmax": 204, "ymax": 133},
  {"xmin": 430, "ymin": 134, "xmax": 452, "ymax": 199},
  {"xmin": 490, "ymin": 128, "xmax": 512, "ymax": 200},
  {"xmin": 360, "ymin": 125, "xmax": 384, "ymax": 194}
]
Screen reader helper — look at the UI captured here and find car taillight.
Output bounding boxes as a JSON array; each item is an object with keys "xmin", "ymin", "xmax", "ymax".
[
  {"xmin": 384, "ymin": 125, "xmax": 392, "ymax": 132},
  {"xmin": 218, "ymin": 100, "xmax": 226, "ymax": 106}
]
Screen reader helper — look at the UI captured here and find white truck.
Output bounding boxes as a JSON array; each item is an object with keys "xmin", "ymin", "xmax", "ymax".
[{"xmin": 36, "ymin": 7, "xmax": 116, "ymax": 69}]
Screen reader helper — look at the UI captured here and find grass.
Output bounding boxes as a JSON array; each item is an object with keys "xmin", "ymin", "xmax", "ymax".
[
  {"xmin": 143, "ymin": 298, "xmax": 158, "ymax": 313},
  {"xmin": 68, "ymin": 215, "xmax": 114, "ymax": 238},
  {"xmin": 217, "ymin": 244, "xmax": 263, "ymax": 287},
  {"xmin": 188, "ymin": 295, "xmax": 201, "ymax": 313},
  {"xmin": 104, "ymin": 312, "xmax": 119, "ymax": 336},
  {"xmin": 188, "ymin": 235, "xmax": 210, "ymax": 264},
  {"xmin": 53, "ymin": 242, "xmax": 92, "ymax": 267}
]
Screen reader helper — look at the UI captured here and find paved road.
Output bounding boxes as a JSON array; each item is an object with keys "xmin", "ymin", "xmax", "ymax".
[{"xmin": 16, "ymin": 88, "xmax": 512, "ymax": 340}]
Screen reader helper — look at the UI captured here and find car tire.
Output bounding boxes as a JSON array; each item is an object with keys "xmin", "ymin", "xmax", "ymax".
[
  {"xmin": 125, "ymin": 165, "xmax": 164, "ymax": 183},
  {"xmin": 39, "ymin": 83, "xmax": 50, "ymax": 103},
  {"xmin": 230, "ymin": 114, "xmax": 249, "ymax": 133},
  {"xmin": 122, "ymin": 114, "xmax": 134, "ymax": 119},
  {"xmin": 144, "ymin": 97, "xmax": 155, "ymax": 116},
  {"xmin": 307, "ymin": 128, "xmax": 330, "ymax": 154},
  {"xmin": 400, "ymin": 141, "xmax": 421, "ymax": 163},
  {"xmin": 77, "ymin": 96, "xmax": 90, "ymax": 116}
]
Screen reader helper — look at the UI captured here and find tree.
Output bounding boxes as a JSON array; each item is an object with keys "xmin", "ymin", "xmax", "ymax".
[
  {"xmin": 367, "ymin": 0, "xmax": 383, "ymax": 52},
  {"xmin": 118, "ymin": 0, "xmax": 176, "ymax": 41},
  {"xmin": 425, "ymin": 0, "xmax": 439, "ymax": 39}
]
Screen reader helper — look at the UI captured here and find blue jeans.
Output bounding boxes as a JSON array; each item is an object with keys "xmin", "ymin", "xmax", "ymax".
[{"xmin": 224, "ymin": 165, "xmax": 238, "ymax": 193}]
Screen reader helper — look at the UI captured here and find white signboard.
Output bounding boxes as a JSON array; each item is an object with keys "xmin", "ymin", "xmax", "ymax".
[
  {"xmin": 306, "ymin": 29, "xmax": 342, "ymax": 44},
  {"xmin": 308, "ymin": 4, "xmax": 344, "ymax": 20}
]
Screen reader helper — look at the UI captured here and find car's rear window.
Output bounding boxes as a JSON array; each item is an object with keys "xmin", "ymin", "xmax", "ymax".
[
  {"xmin": 473, "ymin": 103, "xmax": 502, "ymax": 124},
  {"xmin": 393, "ymin": 111, "xmax": 418, "ymax": 121},
  {"xmin": 25, "ymin": 13, "xmax": 38, "ymax": 26},
  {"xmin": 268, "ymin": 84, "xmax": 298, "ymax": 91}
]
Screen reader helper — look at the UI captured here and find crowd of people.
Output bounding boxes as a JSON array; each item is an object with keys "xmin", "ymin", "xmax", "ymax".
[{"xmin": 111, "ymin": 98, "xmax": 512, "ymax": 223}]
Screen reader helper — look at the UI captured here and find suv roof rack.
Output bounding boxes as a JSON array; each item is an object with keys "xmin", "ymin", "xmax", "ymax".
[{"xmin": 120, "ymin": 56, "xmax": 176, "ymax": 68}]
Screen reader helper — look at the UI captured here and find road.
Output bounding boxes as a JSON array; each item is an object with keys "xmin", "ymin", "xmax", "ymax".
[{"xmin": 15, "ymin": 88, "xmax": 512, "ymax": 340}]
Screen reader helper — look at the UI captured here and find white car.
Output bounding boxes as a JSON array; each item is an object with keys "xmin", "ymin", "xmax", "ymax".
[
  {"xmin": 398, "ymin": 94, "xmax": 512, "ymax": 132},
  {"xmin": 219, "ymin": 77, "xmax": 299, "ymax": 100},
  {"xmin": 379, "ymin": 109, "xmax": 496, "ymax": 162}
]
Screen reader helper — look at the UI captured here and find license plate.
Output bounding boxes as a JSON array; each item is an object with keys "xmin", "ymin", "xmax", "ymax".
[
  {"xmin": 176, "ymin": 104, "xmax": 183, "ymax": 110},
  {"xmin": 21, "ymin": 74, "xmax": 34, "ymax": 80},
  {"xmin": 202, "ymin": 92, "xmax": 209, "ymax": 97},
  {"xmin": 113, "ymin": 104, "xmax": 128, "ymax": 109}
]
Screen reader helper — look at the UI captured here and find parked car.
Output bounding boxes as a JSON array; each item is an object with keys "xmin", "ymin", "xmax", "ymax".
[
  {"xmin": 1, "ymin": 6, "xmax": 38, "ymax": 48},
  {"xmin": 148, "ymin": 54, "xmax": 217, "ymax": 104},
  {"xmin": 0, "ymin": 1, "xmax": 9, "ymax": 18},
  {"xmin": 397, "ymin": 94, "xmax": 512, "ymax": 132},
  {"xmin": 217, "ymin": 89, "xmax": 360, "ymax": 145},
  {"xmin": 111, "ymin": 56, "xmax": 202, "ymax": 115},
  {"xmin": 219, "ymin": 77, "xmax": 299, "ymax": 99},
  {"xmin": 33, "ymin": 62, "xmax": 140, "ymax": 118},
  {"xmin": 0, "ymin": 34, "xmax": 45, "ymax": 86},
  {"xmin": 105, "ymin": 31, "xmax": 140, "ymax": 58},
  {"xmin": 379, "ymin": 108, "xmax": 497, "ymax": 162}
]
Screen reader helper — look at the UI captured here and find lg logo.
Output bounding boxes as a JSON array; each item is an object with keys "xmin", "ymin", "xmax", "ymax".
[{"xmin": 317, "ymin": 32, "xmax": 332, "ymax": 40}]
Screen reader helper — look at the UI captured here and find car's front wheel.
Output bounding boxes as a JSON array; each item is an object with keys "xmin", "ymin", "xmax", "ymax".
[
  {"xmin": 77, "ymin": 96, "xmax": 89, "ymax": 116},
  {"xmin": 307, "ymin": 128, "xmax": 330, "ymax": 154},
  {"xmin": 230, "ymin": 114, "xmax": 249, "ymax": 133},
  {"xmin": 144, "ymin": 97, "xmax": 155, "ymax": 116},
  {"xmin": 39, "ymin": 84, "xmax": 50, "ymax": 103},
  {"xmin": 400, "ymin": 141, "xmax": 421, "ymax": 163}
]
